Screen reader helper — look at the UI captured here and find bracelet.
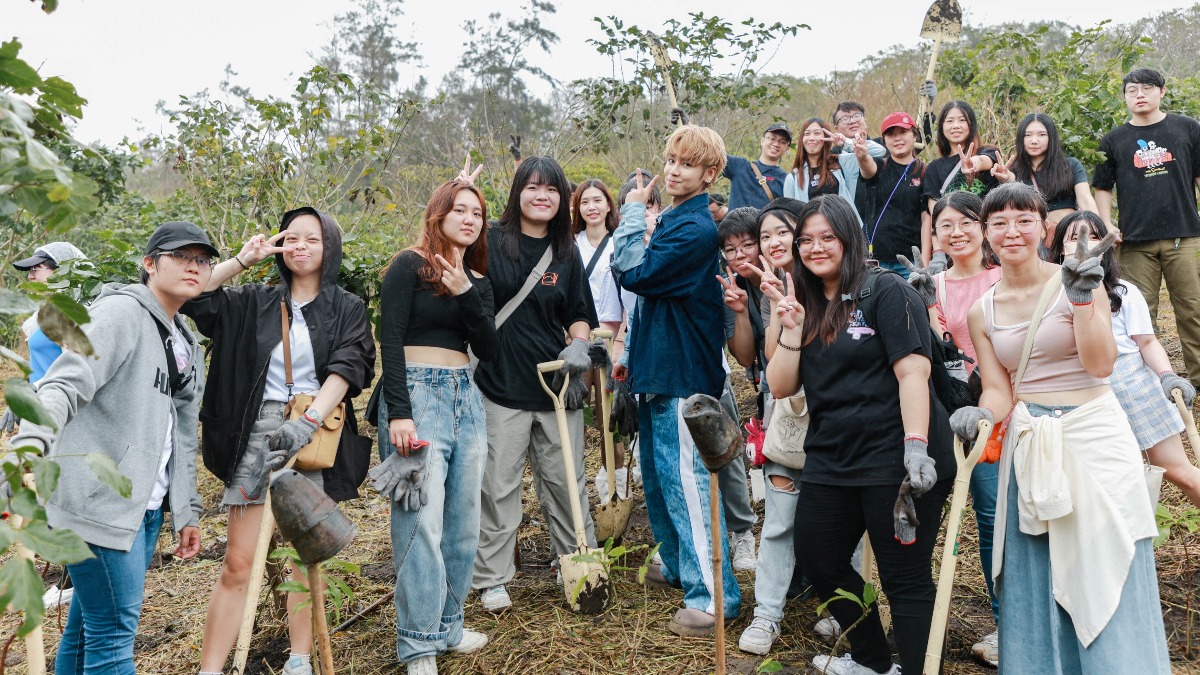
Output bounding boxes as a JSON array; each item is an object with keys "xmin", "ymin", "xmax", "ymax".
[
  {"xmin": 234, "ymin": 256, "xmax": 250, "ymax": 270},
  {"xmin": 904, "ymin": 433, "xmax": 928, "ymax": 444},
  {"xmin": 777, "ymin": 340, "xmax": 800, "ymax": 352},
  {"xmin": 1069, "ymin": 300, "xmax": 1094, "ymax": 307}
]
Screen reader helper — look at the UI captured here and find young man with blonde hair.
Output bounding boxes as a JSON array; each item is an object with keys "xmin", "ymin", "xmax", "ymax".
[{"xmin": 611, "ymin": 124, "xmax": 741, "ymax": 635}]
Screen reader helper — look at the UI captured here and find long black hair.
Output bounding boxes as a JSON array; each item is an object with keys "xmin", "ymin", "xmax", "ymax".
[
  {"xmin": 930, "ymin": 191, "xmax": 998, "ymax": 269},
  {"xmin": 791, "ymin": 195, "xmax": 870, "ymax": 346},
  {"xmin": 496, "ymin": 156, "xmax": 575, "ymax": 262},
  {"xmin": 1045, "ymin": 210, "xmax": 1124, "ymax": 313},
  {"xmin": 935, "ymin": 101, "xmax": 984, "ymax": 158},
  {"xmin": 1012, "ymin": 113, "xmax": 1074, "ymax": 201}
]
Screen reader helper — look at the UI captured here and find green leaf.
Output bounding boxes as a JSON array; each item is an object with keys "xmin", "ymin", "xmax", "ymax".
[
  {"xmin": 862, "ymin": 582, "xmax": 878, "ymax": 606},
  {"xmin": 0, "ymin": 346, "xmax": 32, "ymax": 376},
  {"xmin": 0, "ymin": 521, "xmax": 14, "ymax": 551},
  {"xmin": 30, "ymin": 457, "xmax": 60, "ymax": 498},
  {"xmin": 47, "ymin": 183, "xmax": 71, "ymax": 203},
  {"xmin": 321, "ymin": 559, "xmax": 359, "ymax": 574},
  {"xmin": 0, "ymin": 289, "xmax": 39, "ymax": 316},
  {"xmin": 4, "ymin": 378, "xmax": 56, "ymax": 428},
  {"xmin": 8, "ymin": 486, "xmax": 43, "ymax": 522},
  {"xmin": 270, "ymin": 547, "xmax": 302, "ymax": 563},
  {"xmin": 275, "ymin": 580, "xmax": 309, "ymax": 594},
  {"xmin": 40, "ymin": 0, "xmax": 59, "ymax": 14},
  {"xmin": 0, "ymin": 558, "xmax": 45, "ymax": 636},
  {"xmin": 17, "ymin": 521, "xmax": 93, "ymax": 564},
  {"xmin": 48, "ymin": 293, "xmax": 90, "ymax": 326},
  {"xmin": 37, "ymin": 302, "xmax": 94, "ymax": 357},
  {"xmin": 756, "ymin": 658, "xmax": 784, "ymax": 673},
  {"xmin": 85, "ymin": 452, "xmax": 132, "ymax": 498},
  {"xmin": 0, "ymin": 54, "xmax": 42, "ymax": 91}
]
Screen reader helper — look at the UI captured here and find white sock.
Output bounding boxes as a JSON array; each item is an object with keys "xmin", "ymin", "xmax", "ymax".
[{"xmin": 289, "ymin": 653, "xmax": 312, "ymax": 663}]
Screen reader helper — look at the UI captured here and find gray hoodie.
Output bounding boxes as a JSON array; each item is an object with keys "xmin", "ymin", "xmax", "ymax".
[{"xmin": 12, "ymin": 283, "xmax": 204, "ymax": 551}]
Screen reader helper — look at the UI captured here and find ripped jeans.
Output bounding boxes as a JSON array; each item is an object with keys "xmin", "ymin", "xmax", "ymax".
[{"xmin": 752, "ymin": 461, "xmax": 803, "ymax": 622}]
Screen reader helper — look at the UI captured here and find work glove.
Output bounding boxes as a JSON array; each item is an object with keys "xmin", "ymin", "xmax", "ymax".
[
  {"xmin": 609, "ymin": 376, "xmax": 639, "ymax": 438},
  {"xmin": 918, "ymin": 80, "xmax": 937, "ymax": 103},
  {"xmin": 670, "ymin": 107, "xmax": 690, "ymax": 125},
  {"xmin": 903, "ymin": 435, "xmax": 937, "ymax": 496},
  {"xmin": 553, "ymin": 338, "xmax": 593, "ymax": 410},
  {"xmin": 264, "ymin": 416, "xmax": 319, "ymax": 472},
  {"xmin": 897, "ymin": 245, "xmax": 937, "ymax": 308},
  {"xmin": 509, "ymin": 134, "xmax": 522, "ymax": 162},
  {"xmin": 369, "ymin": 449, "xmax": 429, "ymax": 512},
  {"xmin": 1061, "ymin": 224, "xmax": 1116, "ymax": 305},
  {"xmin": 949, "ymin": 406, "xmax": 994, "ymax": 445},
  {"xmin": 893, "ymin": 477, "xmax": 920, "ymax": 545},
  {"xmin": 1161, "ymin": 371, "xmax": 1197, "ymax": 407},
  {"xmin": 0, "ymin": 409, "xmax": 17, "ymax": 435},
  {"xmin": 926, "ymin": 250, "xmax": 949, "ymax": 277}
]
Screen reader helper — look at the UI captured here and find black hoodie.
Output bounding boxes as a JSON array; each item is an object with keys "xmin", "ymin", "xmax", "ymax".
[{"xmin": 182, "ymin": 207, "xmax": 377, "ymax": 501}]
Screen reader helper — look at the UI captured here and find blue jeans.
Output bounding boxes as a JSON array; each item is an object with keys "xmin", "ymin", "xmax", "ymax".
[
  {"xmin": 753, "ymin": 461, "xmax": 802, "ymax": 622},
  {"xmin": 639, "ymin": 394, "xmax": 740, "ymax": 617},
  {"xmin": 54, "ymin": 508, "xmax": 163, "ymax": 675},
  {"xmin": 378, "ymin": 366, "xmax": 487, "ymax": 663},
  {"xmin": 876, "ymin": 260, "xmax": 910, "ymax": 278},
  {"xmin": 969, "ymin": 459, "xmax": 1000, "ymax": 623}
]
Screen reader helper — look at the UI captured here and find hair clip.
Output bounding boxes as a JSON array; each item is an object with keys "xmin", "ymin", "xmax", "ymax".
[{"xmin": 841, "ymin": 293, "xmax": 853, "ymax": 302}]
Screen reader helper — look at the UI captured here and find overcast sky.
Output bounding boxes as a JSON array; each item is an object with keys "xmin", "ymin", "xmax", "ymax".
[{"xmin": 2, "ymin": 0, "xmax": 1191, "ymax": 145}]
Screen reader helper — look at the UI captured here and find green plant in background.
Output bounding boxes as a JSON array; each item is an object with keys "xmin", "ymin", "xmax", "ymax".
[
  {"xmin": 1155, "ymin": 503, "xmax": 1200, "ymax": 658},
  {"xmin": 568, "ymin": 539, "xmax": 660, "ymax": 606},
  {"xmin": 270, "ymin": 547, "xmax": 362, "ymax": 626},
  {"xmin": 756, "ymin": 658, "xmax": 783, "ymax": 673},
  {"xmin": 815, "ymin": 583, "xmax": 878, "ymax": 675}
]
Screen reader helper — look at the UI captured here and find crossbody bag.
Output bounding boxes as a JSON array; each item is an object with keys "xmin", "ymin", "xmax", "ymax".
[{"xmin": 280, "ymin": 299, "xmax": 345, "ymax": 471}]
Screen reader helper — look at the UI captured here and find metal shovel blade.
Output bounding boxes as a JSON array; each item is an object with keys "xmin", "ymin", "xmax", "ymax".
[
  {"xmin": 595, "ymin": 495, "xmax": 633, "ymax": 544},
  {"xmin": 920, "ymin": 0, "xmax": 963, "ymax": 42},
  {"xmin": 560, "ymin": 547, "xmax": 612, "ymax": 615}
]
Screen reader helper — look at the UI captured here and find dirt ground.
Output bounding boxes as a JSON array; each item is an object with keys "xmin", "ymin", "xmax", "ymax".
[{"xmin": 3, "ymin": 284, "xmax": 1200, "ymax": 673}]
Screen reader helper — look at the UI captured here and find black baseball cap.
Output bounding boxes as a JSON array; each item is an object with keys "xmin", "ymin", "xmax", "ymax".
[
  {"xmin": 145, "ymin": 221, "xmax": 219, "ymax": 257},
  {"xmin": 708, "ymin": 193, "xmax": 727, "ymax": 206},
  {"xmin": 764, "ymin": 123, "xmax": 793, "ymax": 143}
]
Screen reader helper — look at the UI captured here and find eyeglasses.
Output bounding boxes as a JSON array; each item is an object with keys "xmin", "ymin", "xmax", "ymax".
[
  {"xmin": 765, "ymin": 136, "xmax": 791, "ymax": 147},
  {"xmin": 722, "ymin": 242, "xmax": 758, "ymax": 258},
  {"xmin": 156, "ymin": 250, "xmax": 214, "ymax": 268},
  {"xmin": 985, "ymin": 217, "xmax": 1042, "ymax": 234},
  {"xmin": 1124, "ymin": 84, "xmax": 1160, "ymax": 96},
  {"xmin": 936, "ymin": 219, "xmax": 980, "ymax": 234},
  {"xmin": 797, "ymin": 233, "xmax": 840, "ymax": 251},
  {"xmin": 836, "ymin": 113, "xmax": 865, "ymax": 124}
]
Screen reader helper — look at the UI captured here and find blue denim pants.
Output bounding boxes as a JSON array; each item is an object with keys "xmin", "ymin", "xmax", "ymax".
[
  {"xmin": 54, "ymin": 508, "xmax": 163, "ymax": 675},
  {"xmin": 639, "ymin": 394, "xmax": 740, "ymax": 618},
  {"xmin": 969, "ymin": 458, "xmax": 1000, "ymax": 623},
  {"xmin": 752, "ymin": 461, "xmax": 803, "ymax": 622},
  {"xmin": 378, "ymin": 365, "xmax": 486, "ymax": 663}
]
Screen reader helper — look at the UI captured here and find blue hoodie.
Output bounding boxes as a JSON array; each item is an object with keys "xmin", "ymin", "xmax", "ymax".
[{"xmin": 611, "ymin": 193, "xmax": 725, "ymax": 399}]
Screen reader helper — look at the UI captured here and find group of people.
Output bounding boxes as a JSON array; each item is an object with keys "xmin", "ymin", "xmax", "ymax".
[{"xmin": 3, "ymin": 65, "xmax": 1199, "ymax": 675}]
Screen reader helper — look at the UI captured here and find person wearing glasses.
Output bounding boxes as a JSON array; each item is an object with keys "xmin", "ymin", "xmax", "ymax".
[
  {"xmin": 11, "ymin": 221, "xmax": 213, "ymax": 674},
  {"xmin": 184, "ymin": 208, "xmax": 376, "ymax": 675},
  {"xmin": 722, "ymin": 122, "xmax": 793, "ymax": 209}
]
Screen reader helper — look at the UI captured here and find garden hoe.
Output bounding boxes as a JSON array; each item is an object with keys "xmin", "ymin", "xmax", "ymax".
[
  {"xmin": 914, "ymin": 0, "xmax": 962, "ymax": 150},
  {"xmin": 683, "ymin": 393, "xmax": 744, "ymax": 675},
  {"xmin": 538, "ymin": 359, "xmax": 612, "ymax": 615},
  {"xmin": 924, "ymin": 419, "xmax": 992, "ymax": 675},
  {"xmin": 592, "ymin": 329, "xmax": 632, "ymax": 544}
]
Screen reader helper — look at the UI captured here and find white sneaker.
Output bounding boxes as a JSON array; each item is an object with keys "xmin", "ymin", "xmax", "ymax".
[
  {"xmin": 972, "ymin": 630, "xmax": 999, "ymax": 667},
  {"xmin": 738, "ymin": 617, "xmax": 780, "ymax": 655},
  {"xmin": 407, "ymin": 655, "xmax": 438, "ymax": 675},
  {"xmin": 814, "ymin": 616, "xmax": 842, "ymax": 642},
  {"xmin": 594, "ymin": 468, "xmax": 611, "ymax": 504},
  {"xmin": 448, "ymin": 628, "xmax": 488, "ymax": 654},
  {"xmin": 730, "ymin": 530, "xmax": 756, "ymax": 572},
  {"xmin": 480, "ymin": 585, "xmax": 511, "ymax": 613},
  {"xmin": 281, "ymin": 655, "xmax": 313, "ymax": 675},
  {"xmin": 811, "ymin": 653, "xmax": 899, "ymax": 675},
  {"xmin": 651, "ymin": 551, "xmax": 663, "ymax": 566},
  {"xmin": 42, "ymin": 585, "xmax": 74, "ymax": 609},
  {"xmin": 614, "ymin": 467, "xmax": 629, "ymax": 499}
]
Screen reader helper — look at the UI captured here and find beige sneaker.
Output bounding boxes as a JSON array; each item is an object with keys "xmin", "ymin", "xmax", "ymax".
[{"xmin": 667, "ymin": 607, "xmax": 715, "ymax": 637}]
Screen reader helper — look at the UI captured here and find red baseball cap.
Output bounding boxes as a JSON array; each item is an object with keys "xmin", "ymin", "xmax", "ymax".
[{"xmin": 881, "ymin": 112, "xmax": 916, "ymax": 134}]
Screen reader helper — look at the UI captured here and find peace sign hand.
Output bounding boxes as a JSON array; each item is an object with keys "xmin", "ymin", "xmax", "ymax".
[
  {"xmin": 853, "ymin": 131, "xmax": 870, "ymax": 160},
  {"xmin": 1061, "ymin": 222, "xmax": 1117, "ymax": 305},
  {"xmin": 624, "ymin": 172, "xmax": 660, "ymax": 205},
  {"xmin": 457, "ymin": 155, "xmax": 484, "ymax": 185},
  {"xmin": 820, "ymin": 128, "xmax": 847, "ymax": 147},
  {"xmin": 897, "ymin": 245, "xmax": 938, "ymax": 308},
  {"xmin": 717, "ymin": 266, "xmax": 749, "ymax": 314},
  {"xmin": 990, "ymin": 151, "xmax": 1015, "ymax": 183},
  {"xmin": 958, "ymin": 142, "xmax": 980, "ymax": 175},
  {"xmin": 753, "ymin": 255, "xmax": 784, "ymax": 297},
  {"xmin": 237, "ymin": 231, "xmax": 291, "ymax": 267},
  {"xmin": 763, "ymin": 272, "xmax": 804, "ymax": 330},
  {"xmin": 434, "ymin": 247, "xmax": 473, "ymax": 296}
]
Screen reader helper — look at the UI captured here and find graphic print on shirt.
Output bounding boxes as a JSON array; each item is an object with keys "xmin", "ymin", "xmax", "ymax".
[
  {"xmin": 541, "ymin": 271, "xmax": 559, "ymax": 286},
  {"xmin": 1133, "ymin": 139, "xmax": 1176, "ymax": 178},
  {"xmin": 846, "ymin": 309, "xmax": 876, "ymax": 340}
]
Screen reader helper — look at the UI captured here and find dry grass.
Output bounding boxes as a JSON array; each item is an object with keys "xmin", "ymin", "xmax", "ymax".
[{"xmin": 3, "ymin": 285, "xmax": 1200, "ymax": 673}]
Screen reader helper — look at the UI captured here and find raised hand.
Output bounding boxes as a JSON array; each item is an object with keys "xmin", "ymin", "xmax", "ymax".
[
  {"xmin": 237, "ymin": 231, "xmax": 291, "ymax": 267},
  {"xmin": 754, "ymin": 254, "xmax": 784, "ymax": 297},
  {"xmin": 820, "ymin": 128, "xmax": 847, "ymax": 147},
  {"xmin": 990, "ymin": 151, "xmax": 1015, "ymax": 183},
  {"xmin": 457, "ymin": 155, "xmax": 484, "ymax": 185},
  {"xmin": 1061, "ymin": 222, "xmax": 1117, "ymax": 305},
  {"xmin": 918, "ymin": 80, "xmax": 937, "ymax": 104},
  {"xmin": 717, "ymin": 266, "xmax": 749, "ymax": 313},
  {"xmin": 435, "ymin": 247, "xmax": 473, "ymax": 296},
  {"xmin": 897, "ymin": 245, "xmax": 938, "ymax": 308},
  {"xmin": 509, "ymin": 134, "xmax": 522, "ymax": 162},
  {"xmin": 762, "ymin": 272, "xmax": 804, "ymax": 330},
  {"xmin": 958, "ymin": 142, "xmax": 979, "ymax": 175},
  {"xmin": 624, "ymin": 172, "xmax": 660, "ymax": 205},
  {"xmin": 670, "ymin": 107, "xmax": 690, "ymax": 125},
  {"xmin": 853, "ymin": 131, "xmax": 870, "ymax": 160}
]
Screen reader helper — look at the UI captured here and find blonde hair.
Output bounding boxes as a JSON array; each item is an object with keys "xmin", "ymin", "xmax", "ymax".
[{"xmin": 664, "ymin": 125, "xmax": 727, "ymax": 180}]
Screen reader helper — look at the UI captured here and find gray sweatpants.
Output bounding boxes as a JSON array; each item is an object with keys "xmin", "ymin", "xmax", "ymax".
[
  {"xmin": 718, "ymin": 377, "xmax": 757, "ymax": 535},
  {"xmin": 472, "ymin": 396, "xmax": 596, "ymax": 590}
]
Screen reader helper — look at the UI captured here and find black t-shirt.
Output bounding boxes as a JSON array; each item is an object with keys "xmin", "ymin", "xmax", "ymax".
[
  {"xmin": 797, "ymin": 272, "xmax": 955, "ymax": 486},
  {"xmin": 922, "ymin": 148, "xmax": 1001, "ymax": 205},
  {"xmin": 808, "ymin": 171, "xmax": 840, "ymax": 200},
  {"xmin": 856, "ymin": 157, "xmax": 926, "ymax": 262},
  {"xmin": 475, "ymin": 229, "xmax": 598, "ymax": 411},
  {"xmin": 1026, "ymin": 157, "xmax": 1088, "ymax": 211},
  {"xmin": 1093, "ymin": 113, "xmax": 1200, "ymax": 241}
]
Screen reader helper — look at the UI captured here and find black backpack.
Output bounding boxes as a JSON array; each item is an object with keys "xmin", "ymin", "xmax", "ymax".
[{"xmin": 854, "ymin": 266, "xmax": 977, "ymax": 413}]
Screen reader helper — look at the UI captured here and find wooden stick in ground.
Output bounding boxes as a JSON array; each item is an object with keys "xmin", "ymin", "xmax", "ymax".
[
  {"xmin": 10, "ymin": 507, "xmax": 45, "ymax": 675},
  {"xmin": 1173, "ymin": 389, "xmax": 1200, "ymax": 449},
  {"xmin": 332, "ymin": 590, "xmax": 395, "ymax": 635},
  {"xmin": 309, "ymin": 564, "xmax": 335, "ymax": 675},
  {"xmin": 710, "ymin": 471, "xmax": 725, "ymax": 675}
]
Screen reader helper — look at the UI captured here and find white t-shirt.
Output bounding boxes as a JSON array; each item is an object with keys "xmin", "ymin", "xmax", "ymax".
[
  {"xmin": 1111, "ymin": 279, "xmax": 1154, "ymax": 356},
  {"xmin": 263, "ymin": 299, "xmax": 322, "ymax": 402},
  {"xmin": 147, "ymin": 321, "xmax": 191, "ymax": 511},
  {"xmin": 576, "ymin": 231, "xmax": 624, "ymax": 323}
]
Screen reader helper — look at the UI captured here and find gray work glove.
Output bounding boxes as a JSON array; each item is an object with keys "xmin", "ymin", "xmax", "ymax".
[
  {"xmin": 0, "ymin": 409, "xmax": 17, "ymax": 435},
  {"xmin": 918, "ymin": 80, "xmax": 937, "ymax": 103},
  {"xmin": 553, "ymin": 338, "xmax": 593, "ymax": 410},
  {"xmin": 903, "ymin": 436, "xmax": 937, "ymax": 496},
  {"xmin": 609, "ymin": 376, "xmax": 639, "ymax": 438},
  {"xmin": 949, "ymin": 405, "xmax": 994, "ymax": 445},
  {"xmin": 1061, "ymin": 224, "xmax": 1117, "ymax": 305},
  {"xmin": 264, "ymin": 416, "xmax": 319, "ymax": 472},
  {"xmin": 926, "ymin": 250, "xmax": 949, "ymax": 277},
  {"xmin": 369, "ymin": 449, "xmax": 429, "ymax": 512},
  {"xmin": 1162, "ymin": 371, "xmax": 1197, "ymax": 407},
  {"xmin": 509, "ymin": 134, "xmax": 522, "ymax": 162},
  {"xmin": 897, "ymin": 246, "xmax": 937, "ymax": 308},
  {"xmin": 670, "ymin": 107, "xmax": 690, "ymax": 125},
  {"xmin": 893, "ymin": 477, "xmax": 920, "ymax": 545}
]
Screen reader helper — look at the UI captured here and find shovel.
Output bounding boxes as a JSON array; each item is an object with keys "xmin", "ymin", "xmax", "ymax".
[
  {"xmin": 1173, "ymin": 388, "xmax": 1200, "ymax": 450},
  {"xmin": 914, "ymin": 0, "xmax": 963, "ymax": 149},
  {"xmin": 646, "ymin": 32, "xmax": 682, "ymax": 122},
  {"xmin": 537, "ymin": 360, "xmax": 612, "ymax": 615},
  {"xmin": 592, "ymin": 330, "xmax": 632, "ymax": 544},
  {"xmin": 924, "ymin": 419, "xmax": 991, "ymax": 675}
]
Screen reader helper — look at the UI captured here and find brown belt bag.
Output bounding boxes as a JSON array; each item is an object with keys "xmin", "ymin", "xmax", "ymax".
[{"xmin": 280, "ymin": 299, "xmax": 344, "ymax": 471}]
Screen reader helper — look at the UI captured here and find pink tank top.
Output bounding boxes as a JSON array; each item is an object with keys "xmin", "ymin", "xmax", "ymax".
[
  {"xmin": 934, "ymin": 268, "xmax": 1002, "ymax": 375},
  {"xmin": 982, "ymin": 283, "xmax": 1108, "ymax": 393}
]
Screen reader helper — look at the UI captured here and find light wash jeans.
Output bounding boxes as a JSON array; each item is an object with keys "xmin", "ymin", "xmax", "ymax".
[
  {"xmin": 378, "ymin": 365, "xmax": 486, "ymax": 663},
  {"xmin": 55, "ymin": 508, "xmax": 163, "ymax": 675},
  {"xmin": 969, "ymin": 458, "xmax": 1000, "ymax": 623},
  {"xmin": 639, "ymin": 394, "xmax": 740, "ymax": 617},
  {"xmin": 752, "ymin": 461, "xmax": 803, "ymax": 622}
]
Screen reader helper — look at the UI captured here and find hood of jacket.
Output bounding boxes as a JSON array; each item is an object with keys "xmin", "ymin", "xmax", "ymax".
[{"xmin": 275, "ymin": 206, "xmax": 344, "ymax": 293}]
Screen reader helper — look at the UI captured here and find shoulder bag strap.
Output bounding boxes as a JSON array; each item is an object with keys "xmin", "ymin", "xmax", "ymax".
[
  {"xmin": 749, "ymin": 162, "xmax": 775, "ymax": 202},
  {"xmin": 281, "ymin": 298, "xmax": 294, "ymax": 399},
  {"xmin": 937, "ymin": 271, "xmax": 948, "ymax": 316},
  {"xmin": 939, "ymin": 159, "xmax": 964, "ymax": 196},
  {"xmin": 1012, "ymin": 274, "xmax": 1062, "ymax": 391},
  {"xmin": 495, "ymin": 244, "xmax": 554, "ymax": 330},
  {"xmin": 583, "ymin": 232, "xmax": 612, "ymax": 278}
]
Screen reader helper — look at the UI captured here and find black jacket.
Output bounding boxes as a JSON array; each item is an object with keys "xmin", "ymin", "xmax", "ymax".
[{"xmin": 182, "ymin": 207, "xmax": 377, "ymax": 501}]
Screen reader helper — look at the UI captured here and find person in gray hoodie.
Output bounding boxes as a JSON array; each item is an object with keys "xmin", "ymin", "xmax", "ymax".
[{"xmin": 11, "ymin": 220, "xmax": 212, "ymax": 675}]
